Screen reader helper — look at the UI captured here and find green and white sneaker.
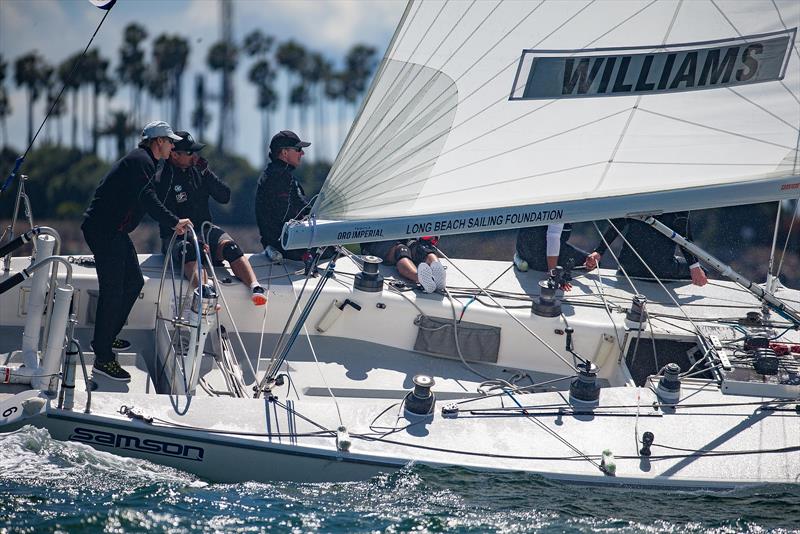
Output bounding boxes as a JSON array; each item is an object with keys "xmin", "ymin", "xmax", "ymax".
[
  {"xmin": 513, "ymin": 253, "xmax": 529, "ymax": 272},
  {"xmin": 93, "ymin": 359, "xmax": 131, "ymax": 382},
  {"xmin": 111, "ymin": 338, "xmax": 132, "ymax": 352}
]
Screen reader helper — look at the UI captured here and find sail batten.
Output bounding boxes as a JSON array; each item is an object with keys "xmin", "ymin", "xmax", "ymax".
[{"xmin": 291, "ymin": 0, "xmax": 799, "ymax": 248}]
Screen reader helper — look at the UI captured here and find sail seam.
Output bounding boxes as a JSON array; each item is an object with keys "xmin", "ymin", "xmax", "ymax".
[
  {"xmin": 312, "ymin": 0, "xmax": 420, "ymax": 216},
  {"xmin": 330, "ymin": 0, "xmax": 451, "ymax": 180},
  {"xmin": 325, "ymin": 0, "xmax": 543, "ymax": 202},
  {"xmin": 593, "ymin": 0, "xmax": 684, "ymax": 193},
  {"xmin": 348, "ymin": 162, "xmax": 607, "ymax": 211},
  {"xmin": 342, "ymin": 108, "xmax": 629, "ymax": 208},
  {"xmin": 636, "ymin": 108, "xmax": 797, "ymax": 151},
  {"xmin": 321, "ymin": 0, "xmax": 593, "ymax": 214},
  {"xmin": 725, "ymin": 88, "xmax": 799, "ymax": 133},
  {"xmin": 323, "ymin": 0, "xmax": 666, "ymax": 216},
  {"xmin": 710, "ymin": 0, "xmax": 800, "ymax": 106},
  {"xmin": 770, "ymin": 0, "xmax": 800, "ymax": 62},
  {"xmin": 332, "ymin": 0, "xmax": 481, "ymax": 184}
]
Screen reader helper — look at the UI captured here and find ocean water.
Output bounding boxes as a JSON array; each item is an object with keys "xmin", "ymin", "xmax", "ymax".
[{"xmin": 1, "ymin": 426, "xmax": 798, "ymax": 533}]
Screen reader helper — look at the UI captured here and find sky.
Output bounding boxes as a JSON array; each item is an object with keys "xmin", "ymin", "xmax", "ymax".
[{"xmin": 0, "ymin": 0, "xmax": 405, "ymax": 166}]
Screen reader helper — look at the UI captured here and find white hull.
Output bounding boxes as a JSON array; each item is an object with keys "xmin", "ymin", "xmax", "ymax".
[{"xmin": 2, "ymin": 253, "xmax": 799, "ymax": 488}]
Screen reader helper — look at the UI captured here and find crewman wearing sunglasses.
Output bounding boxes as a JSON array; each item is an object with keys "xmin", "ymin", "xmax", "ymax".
[
  {"xmin": 158, "ymin": 130, "xmax": 267, "ymax": 306},
  {"xmin": 255, "ymin": 130, "xmax": 314, "ymax": 262}
]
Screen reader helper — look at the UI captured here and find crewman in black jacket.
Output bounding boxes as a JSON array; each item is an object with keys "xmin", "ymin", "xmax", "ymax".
[
  {"xmin": 255, "ymin": 130, "xmax": 313, "ymax": 261},
  {"xmin": 158, "ymin": 131, "xmax": 266, "ymax": 306},
  {"xmin": 82, "ymin": 120, "xmax": 191, "ymax": 381},
  {"xmin": 584, "ymin": 212, "xmax": 708, "ymax": 286}
]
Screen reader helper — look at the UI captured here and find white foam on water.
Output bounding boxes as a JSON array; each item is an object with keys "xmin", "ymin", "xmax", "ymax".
[{"xmin": 0, "ymin": 425, "xmax": 206, "ymax": 489}]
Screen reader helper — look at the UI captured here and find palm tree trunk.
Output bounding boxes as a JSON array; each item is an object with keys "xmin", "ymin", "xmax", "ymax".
[
  {"xmin": 174, "ymin": 73, "xmax": 183, "ymax": 128},
  {"xmin": 71, "ymin": 90, "xmax": 78, "ymax": 149},
  {"xmin": 83, "ymin": 88, "xmax": 90, "ymax": 150},
  {"xmin": 91, "ymin": 85, "xmax": 99, "ymax": 154},
  {"xmin": 285, "ymin": 74, "xmax": 291, "ymax": 127},
  {"xmin": 261, "ymin": 109, "xmax": 268, "ymax": 168},
  {"xmin": 316, "ymin": 85, "xmax": 324, "ymax": 161},
  {"xmin": 338, "ymin": 100, "xmax": 345, "ymax": 153},
  {"xmin": 27, "ymin": 90, "xmax": 34, "ymax": 145}
]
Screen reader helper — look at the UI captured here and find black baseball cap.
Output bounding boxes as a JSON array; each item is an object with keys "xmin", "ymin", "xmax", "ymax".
[
  {"xmin": 173, "ymin": 131, "xmax": 206, "ymax": 153},
  {"xmin": 269, "ymin": 130, "xmax": 310, "ymax": 153}
]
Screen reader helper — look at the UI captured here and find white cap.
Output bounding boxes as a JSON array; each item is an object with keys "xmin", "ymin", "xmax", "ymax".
[{"xmin": 140, "ymin": 120, "xmax": 182, "ymax": 141}]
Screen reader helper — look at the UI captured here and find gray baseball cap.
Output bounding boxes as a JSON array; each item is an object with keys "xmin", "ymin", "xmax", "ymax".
[{"xmin": 140, "ymin": 120, "xmax": 182, "ymax": 141}]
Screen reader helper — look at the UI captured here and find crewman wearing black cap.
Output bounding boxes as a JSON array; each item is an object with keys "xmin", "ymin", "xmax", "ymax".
[
  {"xmin": 254, "ymin": 130, "xmax": 313, "ymax": 261},
  {"xmin": 159, "ymin": 130, "xmax": 267, "ymax": 305},
  {"xmin": 82, "ymin": 120, "xmax": 192, "ymax": 382}
]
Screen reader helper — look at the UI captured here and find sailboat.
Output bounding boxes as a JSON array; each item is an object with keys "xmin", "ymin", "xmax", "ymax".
[{"xmin": 1, "ymin": 0, "xmax": 799, "ymax": 488}]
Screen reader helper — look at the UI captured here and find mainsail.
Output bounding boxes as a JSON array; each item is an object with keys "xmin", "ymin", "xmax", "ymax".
[{"xmin": 284, "ymin": 0, "xmax": 800, "ymax": 249}]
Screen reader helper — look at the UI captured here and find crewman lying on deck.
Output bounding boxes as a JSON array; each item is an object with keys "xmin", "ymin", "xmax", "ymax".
[
  {"xmin": 584, "ymin": 212, "xmax": 708, "ymax": 287},
  {"xmin": 157, "ymin": 130, "xmax": 267, "ymax": 306},
  {"xmin": 361, "ymin": 237, "xmax": 446, "ymax": 293}
]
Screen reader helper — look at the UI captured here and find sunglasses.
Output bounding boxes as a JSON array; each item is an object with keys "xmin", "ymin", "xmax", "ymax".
[
  {"xmin": 175, "ymin": 151, "xmax": 194, "ymax": 156},
  {"xmin": 286, "ymin": 147, "xmax": 304, "ymax": 153}
]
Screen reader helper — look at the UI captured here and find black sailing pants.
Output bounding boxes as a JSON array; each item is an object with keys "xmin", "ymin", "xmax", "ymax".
[{"xmin": 82, "ymin": 228, "xmax": 143, "ymax": 364}]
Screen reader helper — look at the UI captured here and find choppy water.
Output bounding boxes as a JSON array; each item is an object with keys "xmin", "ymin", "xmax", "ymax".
[{"xmin": 1, "ymin": 426, "xmax": 798, "ymax": 533}]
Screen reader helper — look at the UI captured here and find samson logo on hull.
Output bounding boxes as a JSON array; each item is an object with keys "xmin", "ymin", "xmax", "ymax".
[
  {"xmin": 69, "ymin": 427, "xmax": 205, "ymax": 461},
  {"xmin": 510, "ymin": 29, "xmax": 795, "ymax": 100}
]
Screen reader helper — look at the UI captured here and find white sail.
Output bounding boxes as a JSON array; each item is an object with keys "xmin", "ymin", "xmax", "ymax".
[{"xmin": 284, "ymin": 0, "xmax": 799, "ymax": 249}]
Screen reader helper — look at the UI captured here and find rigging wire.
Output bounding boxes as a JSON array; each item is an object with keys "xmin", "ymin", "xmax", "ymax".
[
  {"xmin": 433, "ymin": 247, "xmax": 577, "ymax": 373},
  {"xmin": 775, "ymin": 197, "xmax": 800, "ymax": 283},
  {"xmin": 1, "ymin": 5, "xmax": 114, "ymax": 194}
]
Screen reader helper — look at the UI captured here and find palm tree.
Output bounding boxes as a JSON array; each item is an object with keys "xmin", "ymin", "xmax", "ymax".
[
  {"xmin": 301, "ymin": 52, "xmax": 331, "ymax": 160},
  {"xmin": 343, "ymin": 44, "xmax": 378, "ymax": 115},
  {"xmin": 14, "ymin": 51, "xmax": 49, "ymax": 145},
  {"xmin": 0, "ymin": 54, "xmax": 11, "ymax": 147},
  {"xmin": 40, "ymin": 65, "xmax": 65, "ymax": 144},
  {"xmin": 248, "ymin": 59, "xmax": 277, "ymax": 164},
  {"xmin": 207, "ymin": 41, "xmax": 239, "ymax": 151},
  {"xmin": 98, "ymin": 110, "xmax": 138, "ymax": 159},
  {"xmin": 146, "ymin": 65, "xmax": 169, "ymax": 120},
  {"xmin": 324, "ymin": 69, "xmax": 347, "ymax": 151},
  {"xmin": 117, "ymin": 23, "xmax": 148, "ymax": 125},
  {"xmin": 275, "ymin": 40, "xmax": 306, "ymax": 127},
  {"xmin": 243, "ymin": 29, "xmax": 273, "ymax": 59},
  {"xmin": 82, "ymin": 49, "xmax": 114, "ymax": 154},
  {"xmin": 191, "ymin": 74, "xmax": 211, "ymax": 142},
  {"xmin": 256, "ymin": 85, "xmax": 277, "ymax": 164},
  {"xmin": 243, "ymin": 29, "xmax": 275, "ymax": 161},
  {"xmin": 152, "ymin": 34, "xmax": 190, "ymax": 128},
  {"xmin": 289, "ymin": 85, "xmax": 311, "ymax": 140},
  {"xmin": 58, "ymin": 53, "xmax": 83, "ymax": 149}
]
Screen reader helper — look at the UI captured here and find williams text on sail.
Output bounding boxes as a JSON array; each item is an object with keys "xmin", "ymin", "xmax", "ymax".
[{"xmin": 511, "ymin": 30, "xmax": 795, "ymax": 100}]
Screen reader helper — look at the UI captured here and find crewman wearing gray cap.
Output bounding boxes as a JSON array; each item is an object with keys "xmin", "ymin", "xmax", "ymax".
[{"xmin": 81, "ymin": 120, "xmax": 192, "ymax": 381}]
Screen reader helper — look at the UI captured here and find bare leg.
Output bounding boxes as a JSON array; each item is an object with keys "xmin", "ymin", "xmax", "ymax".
[
  {"xmin": 230, "ymin": 257, "xmax": 258, "ymax": 286},
  {"xmin": 182, "ymin": 261, "xmax": 207, "ymax": 286},
  {"xmin": 395, "ymin": 257, "xmax": 419, "ymax": 283},
  {"xmin": 215, "ymin": 240, "xmax": 258, "ymax": 286}
]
